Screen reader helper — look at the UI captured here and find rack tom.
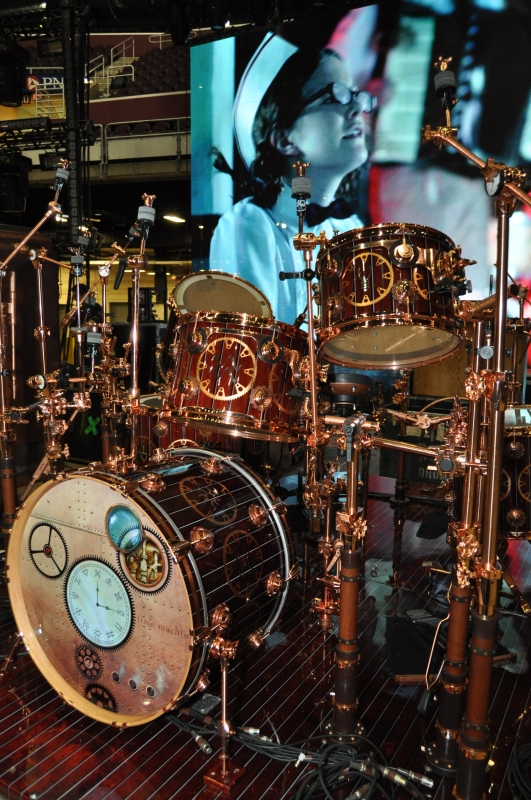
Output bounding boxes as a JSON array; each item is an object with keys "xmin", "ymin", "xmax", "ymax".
[
  {"xmin": 167, "ymin": 312, "xmax": 307, "ymax": 442},
  {"xmin": 317, "ymin": 223, "xmax": 464, "ymax": 370}
]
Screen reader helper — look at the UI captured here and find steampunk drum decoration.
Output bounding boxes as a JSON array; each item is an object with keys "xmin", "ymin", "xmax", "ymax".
[
  {"xmin": 7, "ymin": 449, "xmax": 293, "ymax": 726},
  {"xmin": 317, "ymin": 223, "xmax": 465, "ymax": 369},
  {"xmin": 166, "ymin": 312, "xmax": 307, "ymax": 442}
]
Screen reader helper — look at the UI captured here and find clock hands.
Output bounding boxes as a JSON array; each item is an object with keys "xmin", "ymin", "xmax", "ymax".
[{"xmin": 95, "ymin": 580, "xmax": 124, "ymax": 615}]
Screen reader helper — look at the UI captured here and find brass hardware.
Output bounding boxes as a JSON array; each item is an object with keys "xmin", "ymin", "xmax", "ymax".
[
  {"xmin": 177, "ymin": 376, "xmax": 200, "ymax": 398},
  {"xmin": 171, "ymin": 540, "xmax": 192, "ymax": 561},
  {"xmin": 250, "ymin": 386, "xmax": 273, "ymax": 410},
  {"xmin": 265, "ymin": 571, "xmax": 283, "ymax": 596},
  {"xmin": 195, "ymin": 670, "xmax": 211, "ymax": 693},
  {"xmin": 246, "ymin": 629, "xmax": 264, "ymax": 650},
  {"xmin": 200, "ymin": 456, "xmax": 224, "ymax": 475},
  {"xmin": 248, "ymin": 503, "xmax": 268, "ymax": 529},
  {"xmin": 189, "ymin": 526, "xmax": 214, "ymax": 554},
  {"xmin": 191, "ymin": 626, "xmax": 213, "ymax": 647},
  {"xmin": 211, "ymin": 603, "xmax": 232, "ymax": 631},
  {"xmin": 209, "ymin": 636, "xmax": 238, "ymax": 660},
  {"xmin": 138, "ymin": 472, "xmax": 166, "ymax": 492}
]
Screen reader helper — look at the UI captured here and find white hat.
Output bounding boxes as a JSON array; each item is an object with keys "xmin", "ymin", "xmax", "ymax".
[{"xmin": 233, "ymin": 32, "xmax": 298, "ymax": 170}]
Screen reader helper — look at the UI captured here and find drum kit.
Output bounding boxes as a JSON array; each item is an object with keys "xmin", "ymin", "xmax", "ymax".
[{"xmin": 0, "ymin": 56, "xmax": 530, "ymax": 799}]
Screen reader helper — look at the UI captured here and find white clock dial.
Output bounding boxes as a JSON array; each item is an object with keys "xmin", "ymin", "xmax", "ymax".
[{"xmin": 65, "ymin": 558, "xmax": 133, "ymax": 648}]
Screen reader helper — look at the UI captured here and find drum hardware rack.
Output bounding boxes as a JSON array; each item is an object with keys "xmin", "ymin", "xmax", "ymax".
[
  {"xmin": 0, "ymin": 159, "xmax": 70, "ymax": 545},
  {"xmin": 0, "ymin": 59, "xmax": 531, "ymax": 800},
  {"xmin": 418, "ymin": 55, "xmax": 531, "ymax": 798}
]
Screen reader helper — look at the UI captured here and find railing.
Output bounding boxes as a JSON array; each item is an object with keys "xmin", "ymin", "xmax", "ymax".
[
  {"xmin": 148, "ymin": 34, "xmax": 173, "ymax": 49},
  {"xmin": 102, "ymin": 116, "xmax": 190, "ymax": 175},
  {"xmin": 106, "ymin": 64, "xmax": 135, "ymax": 96},
  {"xmin": 109, "ymin": 37, "xmax": 135, "ymax": 65},
  {"xmin": 26, "ymin": 66, "xmax": 65, "ymax": 118},
  {"xmin": 87, "ymin": 37, "xmax": 135, "ymax": 82}
]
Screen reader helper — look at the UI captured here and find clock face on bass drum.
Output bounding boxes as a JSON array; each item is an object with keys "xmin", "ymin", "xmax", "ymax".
[
  {"xmin": 7, "ymin": 451, "xmax": 293, "ymax": 728},
  {"xmin": 7, "ymin": 475, "xmax": 194, "ymax": 727}
]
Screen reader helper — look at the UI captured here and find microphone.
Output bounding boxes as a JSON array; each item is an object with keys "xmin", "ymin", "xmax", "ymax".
[
  {"xmin": 434, "ymin": 58, "xmax": 457, "ymax": 115},
  {"xmin": 279, "ymin": 271, "xmax": 304, "ymax": 280},
  {"xmin": 114, "ymin": 256, "xmax": 128, "ymax": 290}
]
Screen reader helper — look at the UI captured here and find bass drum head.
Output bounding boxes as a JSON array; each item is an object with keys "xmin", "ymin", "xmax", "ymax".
[
  {"xmin": 173, "ymin": 271, "xmax": 273, "ymax": 318},
  {"xmin": 321, "ymin": 322, "xmax": 461, "ymax": 370},
  {"xmin": 7, "ymin": 450, "xmax": 292, "ymax": 727}
]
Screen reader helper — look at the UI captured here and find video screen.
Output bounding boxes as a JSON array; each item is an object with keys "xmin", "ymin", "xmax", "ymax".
[{"xmin": 191, "ymin": 1, "xmax": 531, "ymax": 328}]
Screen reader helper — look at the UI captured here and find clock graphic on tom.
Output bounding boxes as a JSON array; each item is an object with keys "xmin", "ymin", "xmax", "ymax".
[{"xmin": 65, "ymin": 558, "xmax": 133, "ymax": 649}]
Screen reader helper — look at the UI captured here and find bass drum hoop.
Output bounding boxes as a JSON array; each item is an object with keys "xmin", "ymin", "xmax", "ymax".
[{"xmin": 7, "ymin": 449, "xmax": 292, "ymax": 727}]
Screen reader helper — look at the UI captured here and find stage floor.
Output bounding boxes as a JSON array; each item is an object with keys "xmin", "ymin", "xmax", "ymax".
[{"xmin": 0, "ymin": 476, "xmax": 530, "ymax": 799}]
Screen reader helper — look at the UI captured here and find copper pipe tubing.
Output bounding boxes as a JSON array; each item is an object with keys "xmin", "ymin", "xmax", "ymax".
[
  {"xmin": 0, "ymin": 205, "xmax": 57, "ymax": 272},
  {"xmin": 458, "ymin": 293, "xmax": 501, "ymax": 320},
  {"xmin": 372, "ymin": 437, "xmax": 436, "ymax": 459},
  {"xmin": 423, "ymin": 128, "xmax": 531, "ymax": 210},
  {"xmin": 1, "ymin": 442, "xmax": 17, "ymax": 539},
  {"xmin": 426, "ymin": 572, "xmax": 471, "ymax": 776},
  {"xmin": 61, "ymin": 274, "xmax": 102, "ymax": 329},
  {"xmin": 333, "ymin": 543, "xmax": 361, "ymax": 736},
  {"xmin": 455, "ymin": 611, "xmax": 500, "ymax": 800}
]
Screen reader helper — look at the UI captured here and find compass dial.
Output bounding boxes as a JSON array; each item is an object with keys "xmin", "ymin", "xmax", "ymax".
[
  {"xmin": 341, "ymin": 250, "xmax": 394, "ymax": 308},
  {"xmin": 65, "ymin": 558, "xmax": 133, "ymax": 649},
  {"xmin": 197, "ymin": 336, "xmax": 257, "ymax": 400},
  {"xmin": 29, "ymin": 523, "xmax": 68, "ymax": 578}
]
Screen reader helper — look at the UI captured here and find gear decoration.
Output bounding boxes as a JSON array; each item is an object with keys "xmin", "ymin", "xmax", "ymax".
[
  {"xmin": 179, "ymin": 475, "xmax": 237, "ymax": 525},
  {"xmin": 85, "ymin": 683, "xmax": 117, "ymax": 712},
  {"xmin": 500, "ymin": 469, "xmax": 511, "ymax": 502},
  {"xmin": 518, "ymin": 464, "xmax": 531, "ymax": 502},
  {"xmin": 117, "ymin": 526, "xmax": 171, "ymax": 595},
  {"xmin": 341, "ymin": 250, "xmax": 394, "ymax": 308},
  {"xmin": 29, "ymin": 523, "xmax": 68, "ymax": 579},
  {"xmin": 196, "ymin": 336, "xmax": 257, "ymax": 400},
  {"xmin": 412, "ymin": 269, "xmax": 429, "ymax": 300},
  {"xmin": 223, "ymin": 528, "xmax": 264, "ymax": 599},
  {"xmin": 76, "ymin": 645, "xmax": 102, "ymax": 680}
]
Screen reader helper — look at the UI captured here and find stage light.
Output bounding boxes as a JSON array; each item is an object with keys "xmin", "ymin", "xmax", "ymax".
[{"xmin": 163, "ymin": 214, "xmax": 186, "ymax": 223}]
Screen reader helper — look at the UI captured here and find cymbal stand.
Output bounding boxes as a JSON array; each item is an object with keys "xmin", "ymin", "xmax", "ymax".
[
  {"xmin": 123, "ymin": 194, "xmax": 156, "ymax": 470},
  {"xmin": 425, "ymin": 319, "xmax": 486, "ymax": 777},
  {"xmin": 0, "ymin": 162, "xmax": 70, "ymax": 543},
  {"xmin": 327, "ymin": 414, "xmax": 376, "ymax": 737},
  {"xmin": 423, "ymin": 56, "xmax": 531, "ymax": 800}
]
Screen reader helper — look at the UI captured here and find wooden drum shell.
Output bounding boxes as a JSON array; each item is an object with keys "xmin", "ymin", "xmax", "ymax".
[
  {"xmin": 7, "ymin": 450, "xmax": 293, "ymax": 727},
  {"xmin": 317, "ymin": 223, "xmax": 463, "ymax": 370}
]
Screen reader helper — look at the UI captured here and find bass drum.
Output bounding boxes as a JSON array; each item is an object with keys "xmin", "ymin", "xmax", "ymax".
[{"xmin": 7, "ymin": 449, "xmax": 293, "ymax": 727}]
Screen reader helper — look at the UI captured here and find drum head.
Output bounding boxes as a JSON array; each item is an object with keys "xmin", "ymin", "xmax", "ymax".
[
  {"xmin": 322, "ymin": 323, "xmax": 461, "ymax": 370},
  {"xmin": 173, "ymin": 271, "xmax": 272, "ymax": 318}
]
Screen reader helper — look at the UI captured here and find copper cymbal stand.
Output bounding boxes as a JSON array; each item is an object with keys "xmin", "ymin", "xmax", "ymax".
[
  {"xmin": 284, "ymin": 163, "xmax": 339, "ymax": 625},
  {"xmin": 423, "ymin": 56, "xmax": 531, "ymax": 800},
  {"xmin": 124, "ymin": 194, "xmax": 156, "ymax": 470},
  {"xmin": 425, "ymin": 318, "xmax": 486, "ymax": 777},
  {"xmin": 0, "ymin": 162, "xmax": 70, "ymax": 545},
  {"xmin": 323, "ymin": 413, "xmax": 377, "ymax": 736}
]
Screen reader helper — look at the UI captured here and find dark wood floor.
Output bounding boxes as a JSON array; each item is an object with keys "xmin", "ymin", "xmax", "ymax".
[{"xmin": 0, "ymin": 475, "xmax": 530, "ymax": 800}]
